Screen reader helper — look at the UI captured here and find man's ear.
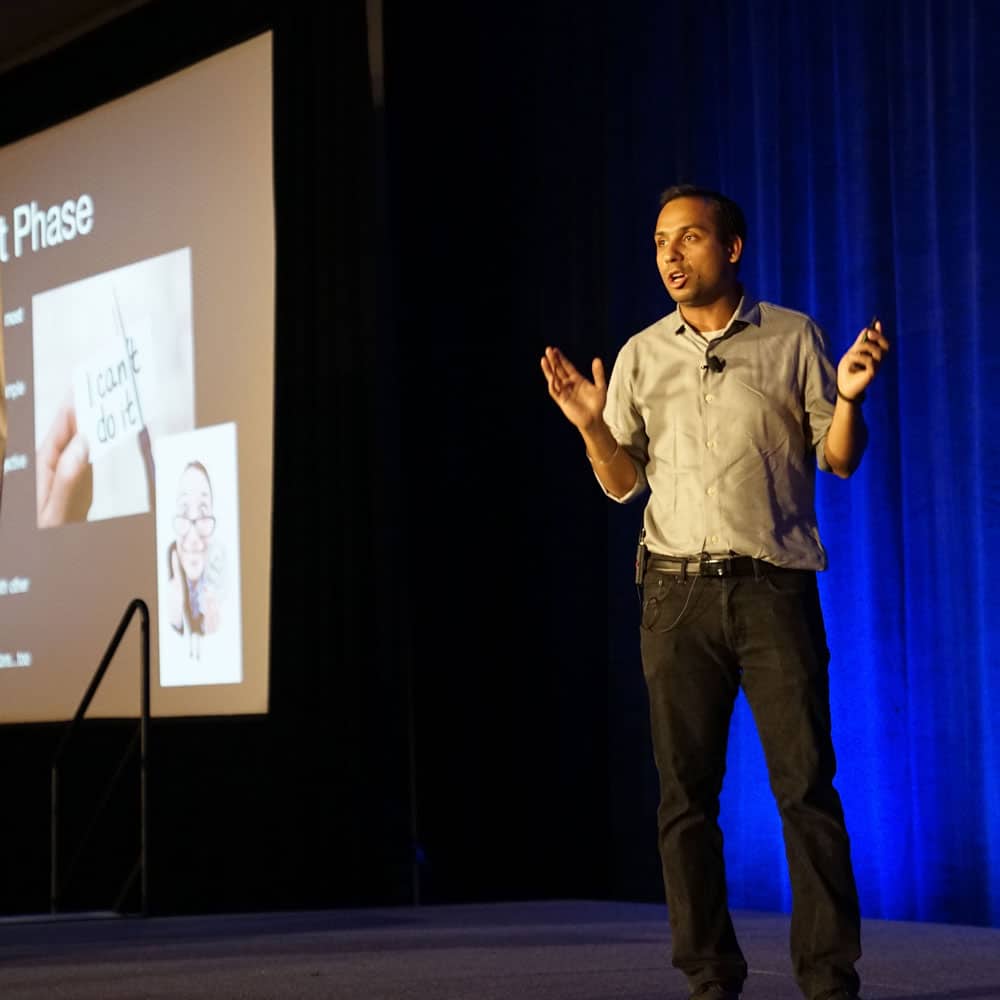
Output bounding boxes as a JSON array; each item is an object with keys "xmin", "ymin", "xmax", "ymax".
[{"xmin": 728, "ymin": 235, "xmax": 743, "ymax": 265}]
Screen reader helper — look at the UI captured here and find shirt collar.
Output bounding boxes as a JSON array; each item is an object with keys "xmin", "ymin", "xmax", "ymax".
[{"xmin": 670, "ymin": 291, "xmax": 762, "ymax": 336}]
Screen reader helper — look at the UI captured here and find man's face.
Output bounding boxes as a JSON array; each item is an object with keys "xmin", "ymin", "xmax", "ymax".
[{"xmin": 654, "ymin": 196, "xmax": 742, "ymax": 308}]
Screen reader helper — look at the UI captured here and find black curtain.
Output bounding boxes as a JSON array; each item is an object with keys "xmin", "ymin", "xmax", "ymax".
[
  {"xmin": 0, "ymin": 0, "xmax": 419, "ymax": 916},
  {"xmin": 378, "ymin": 0, "xmax": 625, "ymax": 904}
]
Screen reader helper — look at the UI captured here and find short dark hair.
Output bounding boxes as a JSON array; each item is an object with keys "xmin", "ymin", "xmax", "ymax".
[{"xmin": 658, "ymin": 184, "xmax": 747, "ymax": 247}]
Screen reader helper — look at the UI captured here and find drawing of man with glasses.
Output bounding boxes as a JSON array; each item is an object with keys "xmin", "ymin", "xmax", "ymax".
[{"xmin": 166, "ymin": 460, "xmax": 224, "ymax": 659}]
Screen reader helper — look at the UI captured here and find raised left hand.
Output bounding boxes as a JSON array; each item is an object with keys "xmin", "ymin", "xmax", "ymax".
[{"xmin": 837, "ymin": 318, "xmax": 890, "ymax": 402}]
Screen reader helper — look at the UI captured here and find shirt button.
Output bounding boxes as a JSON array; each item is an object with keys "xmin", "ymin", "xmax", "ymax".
[
  {"xmin": 711, "ymin": 535, "xmax": 719, "ymax": 543},
  {"xmin": 704, "ymin": 393, "xmax": 715, "ymax": 402},
  {"xmin": 706, "ymin": 486, "xmax": 717, "ymax": 496},
  {"xmin": 706, "ymin": 440, "xmax": 717, "ymax": 449}
]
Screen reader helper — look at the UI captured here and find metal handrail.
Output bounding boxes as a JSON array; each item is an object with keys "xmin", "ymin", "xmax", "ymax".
[{"xmin": 50, "ymin": 598, "xmax": 150, "ymax": 916}]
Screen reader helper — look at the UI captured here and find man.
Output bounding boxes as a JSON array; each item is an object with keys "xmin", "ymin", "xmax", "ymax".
[{"xmin": 540, "ymin": 184, "xmax": 887, "ymax": 1000}]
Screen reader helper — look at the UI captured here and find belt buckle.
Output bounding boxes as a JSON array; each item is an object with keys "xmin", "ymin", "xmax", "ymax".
[{"xmin": 700, "ymin": 556, "xmax": 730, "ymax": 577}]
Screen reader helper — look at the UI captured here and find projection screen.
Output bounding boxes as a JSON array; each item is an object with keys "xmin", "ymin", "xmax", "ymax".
[{"xmin": 0, "ymin": 31, "xmax": 274, "ymax": 723}]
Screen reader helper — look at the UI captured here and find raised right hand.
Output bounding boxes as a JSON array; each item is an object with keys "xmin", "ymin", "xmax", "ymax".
[{"xmin": 540, "ymin": 346, "xmax": 607, "ymax": 431}]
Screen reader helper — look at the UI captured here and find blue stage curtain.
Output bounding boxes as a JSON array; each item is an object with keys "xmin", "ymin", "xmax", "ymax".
[{"xmin": 608, "ymin": 0, "xmax": 1000, "ymax": 925}]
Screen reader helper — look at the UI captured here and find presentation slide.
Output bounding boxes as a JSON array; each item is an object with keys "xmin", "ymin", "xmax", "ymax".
[{"xmin": 0, "ymin": 32, "xmax": 274, "ymax": 723}]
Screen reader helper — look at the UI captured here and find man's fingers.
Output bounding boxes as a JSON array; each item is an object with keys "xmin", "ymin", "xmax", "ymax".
[
  {"xmin": 859, "ymin": 321, "xmax": 890, "ymax": 352},
  {"xmin": 541, "ymin": 355, "xmax": 565, "ymax": 397},
  {"xmin": 847, "ymin": 338, "xmax": 887, "ymax": 374},
  {"xmin": 847, "ymin": 350, "xmax": 875, "ymax": 374},
  {"xmin": 544, "ymin": 346, "xmax": 587, "ymax": 398},
  {"xmin": 547, "ymin": 346, "xmax": 580, "ymax": 382},
  {"xmin": 591, "ymin": 357, "xmax": 606, "ymax": 391}
]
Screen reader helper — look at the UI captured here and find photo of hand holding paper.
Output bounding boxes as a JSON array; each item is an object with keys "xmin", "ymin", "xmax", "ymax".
[{"xmin": 32, "ymin": 247, "xmax": 195, "ymax": 527}]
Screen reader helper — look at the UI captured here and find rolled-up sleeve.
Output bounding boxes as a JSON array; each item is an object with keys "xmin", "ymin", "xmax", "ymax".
[
  {"xmin": 597, "ymin": 339, "xmax": 649, "ymax": 503},
  {"xmin": 802, "ymin": 321, "xmax": 867, "ymax": 473}
]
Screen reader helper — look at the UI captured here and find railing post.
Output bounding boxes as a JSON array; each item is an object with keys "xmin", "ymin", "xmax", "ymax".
[
  {"xmin": 50, "ymin": 766, "xmax": 58, "ymax": 914},
  {"xmin": 140, "ymin": 602, "xmax": 150, "ymax": 917},
  {"xmin": 50, "ymin": 597, "xmax": 150, "ymax": 917}
]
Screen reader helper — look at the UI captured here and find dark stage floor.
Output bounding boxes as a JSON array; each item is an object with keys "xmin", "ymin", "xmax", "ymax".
[{"xmin": 0, "ymin": 900, "xmax": 998, "ymax": 999}]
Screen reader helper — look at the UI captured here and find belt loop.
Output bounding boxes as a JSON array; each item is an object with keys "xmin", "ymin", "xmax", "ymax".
[
  {"xmin": 680, "ymin": 561, "xmax": 687, "ymax": 582},
  {"xmin": 751, "ymin": 558, "xmax": 762, "ymax": 581}
]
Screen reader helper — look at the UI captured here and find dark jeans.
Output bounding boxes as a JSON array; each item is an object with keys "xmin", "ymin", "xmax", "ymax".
[{"xmin": 639, "ymin": 564, "xmax": 861, "ymax": 1000}]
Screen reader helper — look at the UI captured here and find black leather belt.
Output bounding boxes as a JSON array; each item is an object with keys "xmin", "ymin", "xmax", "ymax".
[{"xmin": 646, "ymin": 553, "xmax": 779, "ymax": 578}]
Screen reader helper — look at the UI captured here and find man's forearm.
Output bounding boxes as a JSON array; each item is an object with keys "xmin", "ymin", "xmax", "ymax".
[
  {"xmin": 581, "ymin": 423, "xmax": 638, "ymax": 497},
  {"xmin": 823, "ymin": 397, "xmax": 867, "ymax": 478}
]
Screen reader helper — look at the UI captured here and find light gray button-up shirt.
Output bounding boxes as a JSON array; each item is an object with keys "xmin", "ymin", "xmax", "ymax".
[{"xmin": 601, "ymin": 294, "xmax": 862, "ymax": 570}]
